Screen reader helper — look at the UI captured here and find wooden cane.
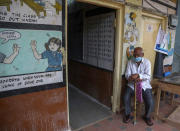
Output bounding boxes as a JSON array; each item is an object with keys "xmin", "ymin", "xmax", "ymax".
[{"xmin": 134, "ymin": 81, "xmax": 137, "ymax": 125}]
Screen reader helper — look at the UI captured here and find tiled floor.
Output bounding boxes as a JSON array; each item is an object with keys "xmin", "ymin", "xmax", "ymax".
[{"xmin": 77, "ymin": 98, "xmax": 180, "ymax": 131}]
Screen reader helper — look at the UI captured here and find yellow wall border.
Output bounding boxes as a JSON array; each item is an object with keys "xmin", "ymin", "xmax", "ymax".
[
  {"xmin": 112, "ymin": 7, "xmax": 125, "ymax": 112},
  {"xmin": 74, "ymin": 0, "xmax": 125, "ymax": 112}
]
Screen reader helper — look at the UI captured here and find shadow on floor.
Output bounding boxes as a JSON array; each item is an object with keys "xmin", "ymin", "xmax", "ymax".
[{"xmin": 68, "ymin": 85, "xmax": 112, "ymax": 130}]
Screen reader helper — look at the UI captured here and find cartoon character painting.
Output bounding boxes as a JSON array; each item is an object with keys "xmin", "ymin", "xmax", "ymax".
[
  {"xmin": 0, "ymin": 44, "xmax": 20, "ymax": 64},
  {"xmin": 124, "ymin": 12, "xmax": 139, "ymax": 60},
  {"xmin": 31, "ymin": 37, "xmax": 63, "ymax": 72}
]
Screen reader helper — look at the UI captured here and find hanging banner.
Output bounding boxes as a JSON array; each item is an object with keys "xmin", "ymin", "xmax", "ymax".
[{"xmin": 154, "ymin": 25, "xmax": 168, "ymax": 55}]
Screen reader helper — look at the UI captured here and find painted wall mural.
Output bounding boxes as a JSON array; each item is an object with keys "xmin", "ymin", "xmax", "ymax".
[
  {"xmin": 0, "ymin": 0, "xmax": 62, "ymax": 25},
  {"xmin": 124, "ymin": 12, "xmax": 139, "ymax": 60},
  {"xmin": 0, "ymin": 1, "xmax": 68, "ymax": 130},
  {"xmin": 0, "ymin": 28, "xmax": 65, "ymax": 92},
  {"xmin": 122, "ymin": 6, "xmax": 141, "ymax": 74}
]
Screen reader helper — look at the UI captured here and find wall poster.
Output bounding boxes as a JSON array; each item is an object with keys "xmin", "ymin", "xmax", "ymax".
[
  {"xmin": 0, "ymin": 0, "xmax": 66, "ymax": 94},
  {"xmin": 0, "ymin": 0, "xmax": 62, "ymax": 25}
]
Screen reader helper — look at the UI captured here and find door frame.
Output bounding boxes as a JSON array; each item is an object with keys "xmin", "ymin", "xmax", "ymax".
[
  {"xmin": 68, "ymin": 0, "xmax": 125, "ymax": 113},
  {"xmin": 141, "ymin": 12, "xmax": 167, "ymax": 30}
]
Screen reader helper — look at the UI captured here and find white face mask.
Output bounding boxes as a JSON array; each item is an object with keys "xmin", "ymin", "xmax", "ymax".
[{"xmin": 133, "ymin": 57, "xmax": 142, "ymax": 62}]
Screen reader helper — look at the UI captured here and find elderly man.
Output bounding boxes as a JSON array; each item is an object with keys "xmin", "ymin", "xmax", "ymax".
[{"xmin": 123, "ymin": 47, "xmax": 154, "ymax": 126}]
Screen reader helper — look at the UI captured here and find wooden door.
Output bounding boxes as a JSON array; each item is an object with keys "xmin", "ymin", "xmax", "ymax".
[{"xmin": 142, "ymin": 16, "xmax": 162, "ymax": 76}]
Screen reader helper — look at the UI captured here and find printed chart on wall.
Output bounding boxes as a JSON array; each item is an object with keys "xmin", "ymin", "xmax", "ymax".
[
  {"xmin": 0, "ymin": 28, "xmax": 65, "ymax": 92},
  {"xmin": 0, "ymin": 0, "xmax": 62, "ymax": 25}
]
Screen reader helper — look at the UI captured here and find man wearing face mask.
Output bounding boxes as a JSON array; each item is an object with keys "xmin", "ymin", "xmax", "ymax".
[{"xmin": 123, "ymin": 47, "xmax": 154, "ymax": 126}]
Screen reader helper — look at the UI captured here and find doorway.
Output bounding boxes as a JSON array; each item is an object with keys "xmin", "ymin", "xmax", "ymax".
[{"xmin": 68, "ymin": 2, "xmax": 117, "ymax": 130}]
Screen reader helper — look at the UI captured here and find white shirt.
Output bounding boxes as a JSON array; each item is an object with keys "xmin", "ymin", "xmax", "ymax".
[{"xmin": 125, "ymin": 58, "xmax": 152, "ymax": 91}]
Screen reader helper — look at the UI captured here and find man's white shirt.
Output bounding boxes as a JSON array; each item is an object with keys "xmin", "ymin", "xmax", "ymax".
[{"xmin": 125, "ymin": 58, "xmax": 152, "ymax": 91}]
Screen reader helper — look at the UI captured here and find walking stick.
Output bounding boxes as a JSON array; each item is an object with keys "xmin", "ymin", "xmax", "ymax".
[{"xmin": 134, "ymin": 81, "xmax": 137, "ymax": 125}]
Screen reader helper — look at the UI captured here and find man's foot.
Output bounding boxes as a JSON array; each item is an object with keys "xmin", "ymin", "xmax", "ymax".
[
  {"xmin": 143, "ymin": 117, "xmax": 153, "ymax": 126},
  {"xmin": 123, "ymin": 114, "xmax": 132, "ymax": 123}
]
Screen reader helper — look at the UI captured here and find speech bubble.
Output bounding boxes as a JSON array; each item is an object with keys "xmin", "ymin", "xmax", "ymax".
[{"xmin": 0, "ymin": 30, "xmax": 21, "ymax": 44}]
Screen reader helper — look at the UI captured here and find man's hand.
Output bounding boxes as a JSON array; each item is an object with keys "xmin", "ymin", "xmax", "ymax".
[
  {"xmin": 131, "ymin": 74, "xmax": 139, "ymax": 80},
  {"xmin": 128, "ymin": 76, "xmax": 133, "ymax": 82},
  {"xmin": 128, "ymin": 74, "xmax": 140, "ymax": 82},
  {"xmin": 135, "ymin": 77, "xmax": 142, "ymax": 82}
]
